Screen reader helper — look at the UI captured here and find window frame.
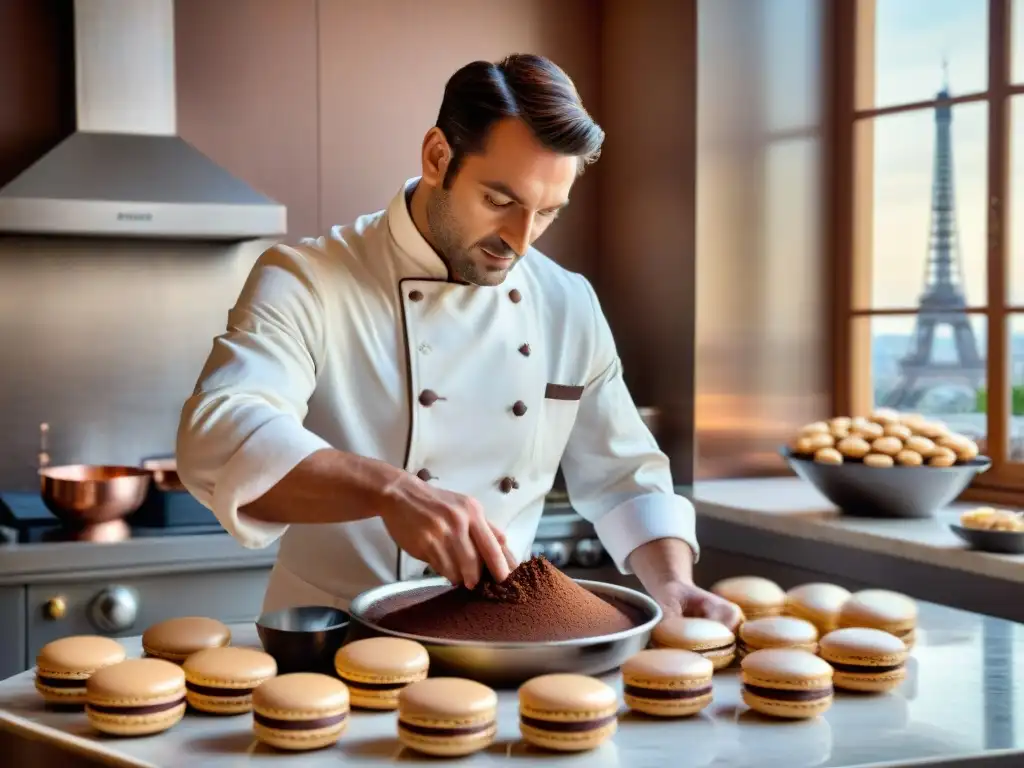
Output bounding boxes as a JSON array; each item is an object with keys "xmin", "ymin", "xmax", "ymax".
[{"xmin": 829, "ymin": 0, "xmax": 1024, "ymax": 502}]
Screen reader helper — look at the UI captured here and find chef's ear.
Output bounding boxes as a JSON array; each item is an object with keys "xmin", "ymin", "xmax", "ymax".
[{"xmin": 421, "ymin": 127, "xmax": 450, "ymax": 186}]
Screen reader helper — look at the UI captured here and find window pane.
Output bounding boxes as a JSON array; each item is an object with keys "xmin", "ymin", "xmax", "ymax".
[
  {"xmin": 1010, "ymin": 97, "xmax": 1024, "ymax": 304},
  {"xmin": 763, "ymin": 0, "xmax": 822, "ymax": 133},
  {"xmin": 862, "ymin": 313, "xmax": 988, "ymax": 451},
  {"xmin": 860, "ymin": 0, "xmax": 988, "ymax": 111},
  {"xmin": 856, "ymin": 103, "xmax": 987, "ymax": 310},
  {"xmin": 1014, "ymin": 0, "xmax": 1024, "ymax": 84},
  {"xmin": 1007, "ymin": 315, "xmax": 1024, "ymax": 460}
]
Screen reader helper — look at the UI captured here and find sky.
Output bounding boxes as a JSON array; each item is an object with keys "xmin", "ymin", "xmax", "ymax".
[{"xmin": 864, "ymin": 0, "xmax": 1023, "ymax": 337}]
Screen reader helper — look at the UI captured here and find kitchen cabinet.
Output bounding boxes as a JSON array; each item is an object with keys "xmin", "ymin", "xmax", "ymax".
[{"xmin": 0, "ymin": 588, "xmax": 26, "ymax": 681}]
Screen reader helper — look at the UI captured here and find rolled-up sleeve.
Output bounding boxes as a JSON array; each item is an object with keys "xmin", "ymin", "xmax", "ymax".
[
  {"xmin": 559, "ymin": 277, "xmax": 699, "ymax": 574},
  {"xmin": 176, "ymin": 243, "xmax": 333, "ymax": 549}
]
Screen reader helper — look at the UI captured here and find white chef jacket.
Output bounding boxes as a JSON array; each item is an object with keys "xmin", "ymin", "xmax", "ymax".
[{"xmin": 176, "ymin": 178, "xmax": 698, "ymax": 613}]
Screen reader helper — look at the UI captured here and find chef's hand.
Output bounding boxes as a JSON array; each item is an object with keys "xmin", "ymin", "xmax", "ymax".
[
  {"xmin": 379, "ymin": 474, "xmax": 515, "ymax": 589},
  {"xmin": 627, "ymin": 537, "xmax": 743, "ymax": 631}
]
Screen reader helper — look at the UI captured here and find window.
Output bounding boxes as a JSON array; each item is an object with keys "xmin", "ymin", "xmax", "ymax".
[{"xmin": 832, "ymin": 0, "xmax": 1024, "ymax": 499}]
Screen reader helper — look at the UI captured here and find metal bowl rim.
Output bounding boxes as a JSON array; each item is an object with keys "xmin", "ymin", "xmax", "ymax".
[
  {"xmin": 38, "ymin": 464, "xmax": 154, "ymax": 481},
  {"xmin": 347, "ymin": 577, "xmax": 663, "ymax": 649},
  {"xmin": 256, "ymin": 605, "xmax": 351, "ymax": 633},
  {"xmin": 779, "ymin": 445, "xmax": 992, "ymax": 470}
]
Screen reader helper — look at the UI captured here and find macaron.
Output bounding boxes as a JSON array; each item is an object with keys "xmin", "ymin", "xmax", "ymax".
[
  {"xmin": 621, "ymin": 649, "xmax": 713, "ymax": 718},
  {"xmin": 518, "ymin": 673, "xmax": 618, "ymax": 752},
  {"xmin": 252, "ymin": 672, "xmax": 349, "ymax": 751},
  {"xmin": 650, "ymin": 616, "xmax": 736, "ymax": 669},
  {"xmin": 397, "ymin": 677, "xmax": 497, "ymax": 757},
  {"xmin": 333, "ymin": 637, "xmax": 429, "ymax": 710},
  {"xmin": 837, "ymin": 589, "xmax": 918, "ymax": 648},
  {"xmin": 740, "ymin": 648, "xmax": 834, "ymax": 719},
  {"xmin": 738, "ymin": 616, "xmax": 819, "ymax": 658},
  {"xmin": 784, "ymin": 583, "xmax": 852, "ymax": 634},
  {"xmin": 35, "ymin": 635, "xmax": 127, "ymax": 705},
  {"xmin": 85, "ymin": 658, "xmax": 187, "ymax": 736},
  {"xmin": 142, "ymin": 616, "xmax": 231, "ymax": 663},
  {"xmin": 182, "ymin": 646, "xmax": 277, "ymax": 714},
  {"xmin": 818, "ymin": 627, "xmax": 908, "ymax": 693},
  {"xmin": 710, "ymin": 576, "xmax": 785, "ymax": 619}
]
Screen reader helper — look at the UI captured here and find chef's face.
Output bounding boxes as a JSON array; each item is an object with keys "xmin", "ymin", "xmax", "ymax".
[{"xmin": 421, "ymin": 118, "xmax": 577, "ymax": 286}]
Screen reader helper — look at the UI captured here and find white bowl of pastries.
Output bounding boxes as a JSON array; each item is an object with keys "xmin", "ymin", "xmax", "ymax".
[
  {"xmin": 781, "ymin": 408, "xmax": 991, "ymax": 519},
  {"xmin": 950, "ymin": 507, "xmax": 1024, "ymax": 554}
]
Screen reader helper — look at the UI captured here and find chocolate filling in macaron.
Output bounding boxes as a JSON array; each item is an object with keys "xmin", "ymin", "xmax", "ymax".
[
  {"xmin": 741, "ymin": 684, "xmax": 832, "ymax": 702},
  {"xmin": 827, "ymin": 661, "xmax": 905, "ymax": 674},
  {"xmin": 185, "ymin": 681, "xmax": 256, "ymax": 698},
  {"xmin": 36, "ymin": 675, "xmax": 90, "ymax": 690},
  {"xmin": 622, "ymin": 684, "xmax": 713, "ymax": 700},
  {"xmin": 398, "ymin": 720, "xmax": 494, "ymax": 738},
  {"xmin": 254, "ymin": 711, "xmax": 348, "ymax": 730},
  {"xmin": 519, "ymin": 713, "xmax": 619, "ymax": 733},
  {"xmin": 86, "ymin": 696, "xmax": 187, "ymax": 716},
  {"xmin": 337, "ymin": 677, "xmax": 408, "ymax": 692}
]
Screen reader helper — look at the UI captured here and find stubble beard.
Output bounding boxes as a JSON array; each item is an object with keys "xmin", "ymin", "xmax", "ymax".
[{"xmin": 426, "ymin": 188, "xmax": 518, "ymax": 287}]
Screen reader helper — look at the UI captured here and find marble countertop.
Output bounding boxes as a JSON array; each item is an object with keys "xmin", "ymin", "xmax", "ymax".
[
  {"xmin": 0, "ymin": 600, "xmax": 1021, "ymax": 768},
  {"xmin": 693, "ymin": 477, "xmax": 1024, "ymax": 584}
]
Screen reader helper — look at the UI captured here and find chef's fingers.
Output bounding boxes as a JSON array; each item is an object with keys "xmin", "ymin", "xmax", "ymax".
[
  {"xmin": 471, "ymin": 519, "xmax": 512, "ymax": 583},
  {"xmin": 450, "ymin": 522, "xmax": 483, "ymax": 590},
  {"xmin": 429, "ymin": 540, "xmax": 460, "ymax": 586},
  {"xmin": 487, "ymin": 522, "xmax": 517, "ymax": 572}
]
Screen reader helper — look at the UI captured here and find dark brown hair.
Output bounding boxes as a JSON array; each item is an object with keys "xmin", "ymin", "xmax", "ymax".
[{"xmin": 435, "ymin": 53, "xmax": 604, "ymax": 189}]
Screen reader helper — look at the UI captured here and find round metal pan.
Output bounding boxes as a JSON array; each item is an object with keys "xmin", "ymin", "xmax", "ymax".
[{"xmin": 345, "ymin": 577, "xmax": 662, "ymax": 688}]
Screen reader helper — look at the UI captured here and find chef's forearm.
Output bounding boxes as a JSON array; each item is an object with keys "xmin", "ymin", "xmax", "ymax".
[
  {"xmin": 240, "ymin": 448, "xmax": 405, "ymax": 525},
  {"xmin": 627, "ymin": 537, "xmax": 695, "ymax": 586}
]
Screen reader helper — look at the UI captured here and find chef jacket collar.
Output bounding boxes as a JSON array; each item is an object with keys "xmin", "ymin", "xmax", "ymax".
[{"xmin": 387, "ymin": 177, "xmax": 453, "ymax": 280}]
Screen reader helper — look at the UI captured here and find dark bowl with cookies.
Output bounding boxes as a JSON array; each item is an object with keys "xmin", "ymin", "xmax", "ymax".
[{"xmin": 781, "ymin": 446, "xmax": 991, "ymax": 519}]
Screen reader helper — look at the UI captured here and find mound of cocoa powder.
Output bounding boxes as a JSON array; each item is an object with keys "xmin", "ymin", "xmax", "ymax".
[{"xmin": 377, "ymin": 556, "xmax": 638, "ymax": 642}]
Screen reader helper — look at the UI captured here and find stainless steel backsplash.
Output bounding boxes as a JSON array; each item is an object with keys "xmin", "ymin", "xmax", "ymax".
[{"xmin": 0, "ymin": 237, "xmax": 269, "ymax": 490}]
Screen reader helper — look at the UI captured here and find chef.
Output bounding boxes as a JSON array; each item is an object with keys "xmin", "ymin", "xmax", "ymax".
[{"xmin": 176, "ymin": 53, "xmax": 741, "ymax": 630}]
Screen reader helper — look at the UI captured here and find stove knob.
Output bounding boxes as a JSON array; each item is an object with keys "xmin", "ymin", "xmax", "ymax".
[
  {"xmin": 544, "ymin": 541, "xmax": 569, "ymax": 568},
  {"xmin": 88, "ymin": 586, "xmax": 138, "ymax": 634},
  {"xmin": 530, "ymin": 541, "xmax": 548, "ymax": 560},
  {"xmin": 573, "ymin": 538, "xmax": 605, "ymax": 568}
]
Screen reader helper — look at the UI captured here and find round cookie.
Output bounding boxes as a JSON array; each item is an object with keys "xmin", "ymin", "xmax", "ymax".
[
  {"xmin": 253, "ymin": 672, "xmax": 349, "ymax": 751},
  {"xmin": 518, "ymin": 673, "xmax": 618, "ymax": 752},
  {"xmin": 738, "ymin": 616, "xmax": 819, "ymax": 658},
  {"xmin": 182, "ymin": 646, "xmax": 277, "ymax": 714},
  {"xmin": 710, "ymin": 576, "xmax": 785, "ymax": 620},
  {"xmin": 334, "ymin": 637, "xmax": 429, "ymax": 710},
  {"xmin": 622, "ymin": 649, "xmax": 713, "ymax": 718},
  {"xmin": 837, "ymin": 589, "xmax": 917, "ymax": 648},
  {"xmin": 818, "ymin": 627, "xmax": 908, "ymax": 693},
  {"xmin": 740, "ymin": 648, "xmax": 833, "ymax": 720},
  {"xmin": 784, "ymin": 583, "xmax": 852, "ymax": 634},
  {"xmin": 142, "ymin": 616, "xmax": 231, "ymax": 663},
  {"xmin": 35, "ymin": 635, "xmax": 126, "ymax": 706},
  {"xmin": 650, "ymin": 616, "xmax": 736, "ymax": 669},
  {"xmin": 397, "ymin": 677, "xmax": 497, "ymax": 757},
  {"xmin": 85, "ymin": 658, "xmax": 186, "ymax": 736}
]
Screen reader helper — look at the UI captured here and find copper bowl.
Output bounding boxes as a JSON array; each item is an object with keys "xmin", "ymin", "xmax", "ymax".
[{"xmin": 38, "ymin": 465, "xmax": 152, "ymax": 527}]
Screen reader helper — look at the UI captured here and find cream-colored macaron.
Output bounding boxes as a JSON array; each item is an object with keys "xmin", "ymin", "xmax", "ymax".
[
  {"xmin": 518, "ymin": 673, "xmax": 618, "ymax": 752},
  {"xmin": 334, "ymin": 637, "xmax": 429, "ymax": 710},
  {"xmin": 142, "ymin": 616, "xmax": 231, "ymax": 663},
  {"xmin": 182, "ymin": 646, "xmax": 277, "ymax": 714},
  {"xmin": 738, "ymin": 616, "xmax": 819, "ymax": 658},
  {"xmin": 741, "ymin": 648, "xmax": 834, "ymax": 719},
  {"xmin": 837, "ymin": 590, "xmax": 917, "ymax": 648},
  {"xmin": 35, "ymin": 636, "xmax": 127, "ymax": 705},
  {"xmin": 710, "ymin": 576, "xmax": 785, "ymax": 620},
  {"xmin": 398, "ymin": 678, "xmax": 497, "ymax": 757},
  {"xmin": 650, "ymin": 616, "xmax": 736, "ymax": 669},
  {"xmin": 784, "ymin": 583, "xmax": 852, "ymax": 634},
  {"xmin": 253, "ymin": 673, "xmax": 350, "ymax": 751},
  {"xmin": 86, "ymin": 658, "xmax": 187, "ymax": 736},
  {"xmin": 818, "ymin": 627, "xmax": 908, "ymax": 693},
  {"xmin": 622, "ymin": 649, "xmax": 713, "ymax": 717}
]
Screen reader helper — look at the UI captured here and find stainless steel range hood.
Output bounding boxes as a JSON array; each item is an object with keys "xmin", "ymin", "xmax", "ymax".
[{"xmin": 0, "ymin": 0, "xmax": 287, "ymax": 241}]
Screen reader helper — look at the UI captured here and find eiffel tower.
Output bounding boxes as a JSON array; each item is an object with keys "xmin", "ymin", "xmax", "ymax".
[{"xmin": 882, "ymin": 70, "xmax": 985, "ymax": 409}]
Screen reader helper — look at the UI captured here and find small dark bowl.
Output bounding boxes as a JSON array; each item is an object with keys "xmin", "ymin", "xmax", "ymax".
[
  {"xmin": 781, "ymin": 446, "xmax": 992, "ymax": 519},
  {"xmin": 950, "ymin": 525, "xmax": 1024, "ymax": 555},
  {"xmin": 255, "ymin": 605, "xmax": 350, "ymax": 675}
]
